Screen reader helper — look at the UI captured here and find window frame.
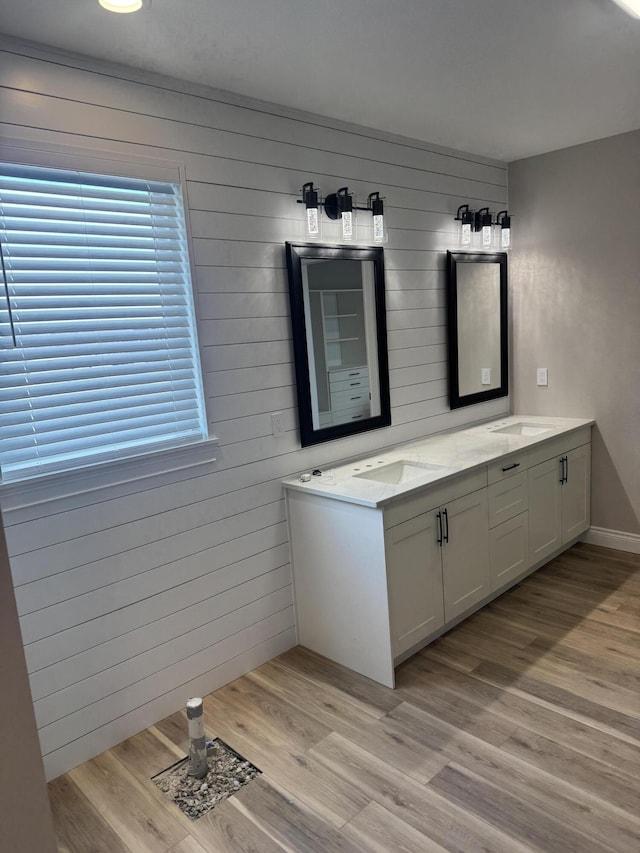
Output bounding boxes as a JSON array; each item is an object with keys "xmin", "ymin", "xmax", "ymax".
[{"xmin": 0, "ymin": 138, "xmax": 215, "ymax": 500}]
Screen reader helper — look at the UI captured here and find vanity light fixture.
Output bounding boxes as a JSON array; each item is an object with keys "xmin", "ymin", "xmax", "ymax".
[
  {"xmin": 335, "ymin": 187, "xmax": 354, "ymax": 241},
  {"xmin": 368, "ymin": 192, "xmax": 387, "ymax": 243},
  {"xmin": 455, "ymin": 204, "xmax": 474, "ymax": 248},
  {"xmin": 476, "ymin": 207, "xmax": 493, "ymax": 249},
  {"xmin": 298, "ymin": 183, "xmax": 387, "ymax": 243},
  {"xmin": 454, "ymin": 204, "xmax": 511, "ymax": 250},
  {"xmin": 496, "ymin": 210, "xmax": 512, "ymax": 250},
  {"xmin": 302, "ymin": 182, "xmax": 321, "ymax": 238},
  {"xmin": 98, "ymin": 0, "xmax": 147, "ymax": 12}
]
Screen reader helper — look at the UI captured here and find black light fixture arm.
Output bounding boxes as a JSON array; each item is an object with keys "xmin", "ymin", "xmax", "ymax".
[
  {"xmin": 474, "ymin": 206, "xmax": 493, "ymax": 232},
  {"xmin": 297, "ymin": 183, "xmax": 384, "ymax": 218},
  {"xmin": 455, "ymin": 204, "xmax": 511, "ymax": 229}
]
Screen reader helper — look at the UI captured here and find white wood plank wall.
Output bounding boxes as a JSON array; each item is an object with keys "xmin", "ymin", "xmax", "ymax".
[{"xmin": 0, "ymin": 37, "xmax": 509, "ymax": 780}]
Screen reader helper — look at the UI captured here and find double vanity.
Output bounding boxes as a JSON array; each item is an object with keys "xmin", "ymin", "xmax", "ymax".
[{"xmin": 283, "ymin": 415, "xmax": 593, "ymax": 687}]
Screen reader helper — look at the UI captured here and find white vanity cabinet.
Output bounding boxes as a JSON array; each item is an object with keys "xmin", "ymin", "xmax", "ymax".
[
  {"xmin": 487, "ymin": 452, "xmax": 530, "ymax": 591},
  {"xmin": 528, "ymin": 428, "xmax": 591, "ymax": 565},
  {"xmin": 384, "ymin": 475, "xmax": 490, "ymax": 657},
  {"xmin": 385, "ymin": 509, "xmax": 444, "ymax": 658},
  {"xmin": 440, "ymin": 489, "xmax": 491, "ymax": 621},
  {"xmin": 284, "ymin": 418, "xmax": 593, "ymax": 688}
]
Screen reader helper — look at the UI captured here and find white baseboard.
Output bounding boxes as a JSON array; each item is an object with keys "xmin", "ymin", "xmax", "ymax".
[{"xmin": 581, "ymin": 526, "xmax": 640, "ymax": 555}]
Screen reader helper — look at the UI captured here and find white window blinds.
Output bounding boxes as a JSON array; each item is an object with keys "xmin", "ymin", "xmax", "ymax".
[{"xmin": 0, "ymin": 162, "xmax": 207, "ymax": 482}]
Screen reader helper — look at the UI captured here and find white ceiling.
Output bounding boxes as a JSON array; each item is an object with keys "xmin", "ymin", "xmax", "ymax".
[{"xmin": 1, "ymin": 0, "xmax": 639, "ymax": 161}]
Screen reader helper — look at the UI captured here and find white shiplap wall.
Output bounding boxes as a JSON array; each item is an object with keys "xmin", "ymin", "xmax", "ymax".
[{"xmin": 0, "ymin": 37, "xmax": 509, "ymax": 780}]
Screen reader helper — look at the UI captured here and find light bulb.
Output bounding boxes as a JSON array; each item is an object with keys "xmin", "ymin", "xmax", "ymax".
[
  {"xmin": 99, "ymin": 0, "xmax": 144, "ymax": 13},
  {"xmin": 341, "ymin": 210, "xmax": 353, "ymax": 241}
]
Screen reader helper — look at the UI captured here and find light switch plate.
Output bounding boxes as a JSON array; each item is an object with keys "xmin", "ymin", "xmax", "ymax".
[
  {"xmin": 537, "ymin": 368, "xmax": 548, "ymax": 386},
  {"xmin": 481, "ymin": 368, "xmax": 491, "ymax": 385}
]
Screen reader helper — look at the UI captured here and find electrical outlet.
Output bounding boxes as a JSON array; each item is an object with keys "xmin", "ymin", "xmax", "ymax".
[
  {"xmin": 537, "ymin": 368, "xmax": 548, "ymax": 386},
  {"xmin": 271, "ymin": 412, "xmax": 285, "ymax": 438},
  {"xmin": 481, "ymin": 368, "xmax": 491, "ymax": 385}
]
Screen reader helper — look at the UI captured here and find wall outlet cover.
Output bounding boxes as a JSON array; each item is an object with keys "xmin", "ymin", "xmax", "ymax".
[
  {"xmin": 537, "ymin": 368, "xmax": 548, "ymax": 386},
  {"xmin": 481, "ymin": 368, "xmax": 491, "ymax": 385},
  {"xmin": 271, "ymin": 412, "xmax": 285, "ymax": 437}
]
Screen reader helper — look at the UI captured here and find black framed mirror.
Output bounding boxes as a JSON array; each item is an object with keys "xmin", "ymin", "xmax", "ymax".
[
  {"xmin": 447, "ymin": 251, "xmax": 508, "ymax": 409},
  {"xmin": 286, "ymin": 242, "xmax": 391, "ymax": 447}
]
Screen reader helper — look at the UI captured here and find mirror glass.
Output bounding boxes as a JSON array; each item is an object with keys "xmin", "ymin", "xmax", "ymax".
[
  {"xmin": 286, "ymin": 243, "xmax": 391, "ymax": 447},
  {"xmin": 447, "ymin": 251, "xmax": 508, "ymax": 409}
]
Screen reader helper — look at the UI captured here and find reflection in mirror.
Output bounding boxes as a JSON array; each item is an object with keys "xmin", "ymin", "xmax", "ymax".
[
  {"xmin": 447, "ymin": 251, "xmax": 508, "ymax": 409},
  {"xmin": 286, "ymin": 243, "xmax": 391, "ymax": 447},
  {"xmin": 302, "ymin": 258, "xmax": 380, "ymax": 429},
  {"xmin": 456, "ymin": 262, "xmax": 501, "ymax": 396}
]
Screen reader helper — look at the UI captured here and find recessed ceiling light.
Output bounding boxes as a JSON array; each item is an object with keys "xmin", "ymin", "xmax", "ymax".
[
  {"xmin": 610, "ymin": 0, "xmax": 640, "ymax": 18},
  {"xmin": 98, "ymin": 0, "xmax": 147, "ymax": 13}
]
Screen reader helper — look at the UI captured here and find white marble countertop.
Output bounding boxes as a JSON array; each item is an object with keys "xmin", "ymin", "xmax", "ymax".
[{"xmin": 282, "ymin": 415, "xmax": 594, "ymax": 508}]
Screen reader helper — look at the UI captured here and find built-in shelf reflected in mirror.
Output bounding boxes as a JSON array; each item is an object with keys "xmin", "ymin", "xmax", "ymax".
[
  {"xmin": 447, "ymin": 251, "xmax": 508, "ymax": 409},
  {"xmin": 286, "ymin": 243, "xmax": 391, "ymax": 447}
]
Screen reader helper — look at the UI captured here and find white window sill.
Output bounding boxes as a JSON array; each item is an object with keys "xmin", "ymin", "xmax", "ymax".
[{"xmin": 0, "ymin": 437, "xmax": 219, "ymax": 512}]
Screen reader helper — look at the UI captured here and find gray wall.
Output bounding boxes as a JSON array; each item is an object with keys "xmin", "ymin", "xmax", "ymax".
[
  {"xmin": 509, "ymin": 129, "xmax": 640, "ymax": 534},
  {"xmin": 0, "ymin": 515, "xmax": 57, "ymax": 853},
  {"xmin": 0, "ymin": 36, "xmax": 508, "ymax": 780}
]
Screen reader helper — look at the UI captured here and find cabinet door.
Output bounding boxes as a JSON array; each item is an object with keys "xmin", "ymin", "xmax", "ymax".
[
  {"xmin": 386, "ymin": 511, "xmax": 444, "ymax": 658},
  {"xmin": 528, "ymin": 456, "xmax": 562, "ymax": 565},
  {"xmin": 562, "ymin": 444, "xmax": 591, "ymax": 542},
  {"xmin": 490, "ymin": 512, "xmax": 529, "ymax": 592},
  {"xmin": 442, "ymin": 489, "xmax": 490, "ymax": 622}
]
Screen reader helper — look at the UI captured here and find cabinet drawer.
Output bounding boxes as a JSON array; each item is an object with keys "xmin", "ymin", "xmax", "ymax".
[
  {"xmin": 487, "ymin": 452, "xmax": 528, "ymax": 485},
  {"xmin": 329, "ymin": 376, "xmax": 370, "ymax": 394},
  {"xmin": 329, "ymin": 366, "xmax": 369, "ymax": 384},
  {"xmin": 332, "ymin": 405, "xmax": 370, "ymax": 424},
  {"xmin": 488, "ymin": 471, "xmax": 528, "ymax": 528},
  {"xmin": 384, "ymin": 468, "xmax": 487, "ymax": 529},
  {"xmin": 331, "ymin": 388, "xmax": 370, "ymax": 410},
  {"xmin": 527, "ymin": 427, "xmax": 591, "ymax": 468}
]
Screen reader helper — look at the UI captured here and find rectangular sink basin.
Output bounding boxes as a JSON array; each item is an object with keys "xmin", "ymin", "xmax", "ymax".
[
  {"xmin": 353, "ymin": 460, "xmax": 448, "ymax": 485},
  {"xmin": 491, "ymin": 422, "xmax": 555, "ymax": 436}
]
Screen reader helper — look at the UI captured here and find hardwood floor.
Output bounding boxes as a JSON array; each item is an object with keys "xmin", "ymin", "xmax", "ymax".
[{"xmin": 49, "ymin": 543, "xmax": 640, "ymax": 852}]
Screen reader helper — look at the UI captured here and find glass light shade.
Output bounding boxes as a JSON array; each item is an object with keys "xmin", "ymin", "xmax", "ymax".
[
  {"xmin": 372, "ymin": 213, "xmax": 386, "ymax": 243},
  {"xmin": 99, "ymin": 0, "xmax": 144, "ymax": 13},
  {"xmin": 341, "ymin": 210, "xmax": 354, "ymax": 241},
  {"xmin": 460, "ymin": 222, "xmax": 472, "ymax": 248},
  {"xmin": 500, "ymin": 226, "xmax": 511, "ymax": 250},
  {"xmin": 306, "ymin": 206, "xmax": 320, "ymax": 238},
  {"xmin": 481, "ymin": 224, "xmax": 492, "ymax": 248}
]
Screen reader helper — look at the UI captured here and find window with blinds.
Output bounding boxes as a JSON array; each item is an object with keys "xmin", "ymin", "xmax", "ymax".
[{"xmin": 0, "ymin": 162, "xmax": 207, "ymax": 482}]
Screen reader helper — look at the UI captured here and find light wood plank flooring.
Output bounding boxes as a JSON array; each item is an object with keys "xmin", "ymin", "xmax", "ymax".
[{"xmin": 50, "ymin": 543, "xmax": 640, "ymax": 852}]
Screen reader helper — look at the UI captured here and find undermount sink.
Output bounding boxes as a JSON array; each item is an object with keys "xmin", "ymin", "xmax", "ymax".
[
  {"xmin": 353, "ymin": 459, "xmax": 448, "ymax": 485},
  {"xmin": 491, "ymin": 422, "xmax": 555, "ymax": 436}
]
